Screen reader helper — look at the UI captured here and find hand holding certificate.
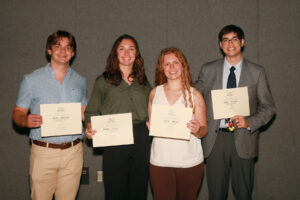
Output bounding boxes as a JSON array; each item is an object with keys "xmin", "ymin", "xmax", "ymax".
[
  {"xmin": 91, "ymin": 113, "xmax": 133, "ymax": 147},
  {"xmin": 40, "ymin": 102, "xmax": 82, "ymax": 137},
  {"xmin": 211, "ymin": 87, "xmax": 250, "ymax": 119},
  {"xmin": 149, "ymin": 104, "xmax": 193, "ymax": 140}
]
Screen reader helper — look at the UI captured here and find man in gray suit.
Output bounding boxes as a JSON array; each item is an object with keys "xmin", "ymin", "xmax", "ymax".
[{"xmin": 195, "ymin": 24, "xmax": 276, "ymax": 200}]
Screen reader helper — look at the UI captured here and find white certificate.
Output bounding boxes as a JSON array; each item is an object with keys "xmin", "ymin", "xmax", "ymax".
[
  {"xmin": 91, "ymin": 113, "xmax": 133, "ymax": 147},
  {"xmin": 150, "ymin": 104, "xmax": 193, "ymax": 140},
  {"xmin": 40, "ymin": 102, "xmax": 82, "ymax": 137},
  {"xmin": 211, "ymin": 87, "xmax": 250, "ymax": 119}
]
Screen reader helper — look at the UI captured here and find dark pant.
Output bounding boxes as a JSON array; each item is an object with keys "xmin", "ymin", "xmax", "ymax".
[
  {"xmin": 206, "ymin": 130, "xmax": 254, "ymax": 200},
  {"xmin": 150, "ymin": 163, "xmax": 204, "ymax": 200},
  {"xmin": 103, "ymin": 122, "xmax": 151, "ymax": 200}
]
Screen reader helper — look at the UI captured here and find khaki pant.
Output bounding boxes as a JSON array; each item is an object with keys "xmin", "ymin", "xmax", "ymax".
[{"xmin": 30, "ymin": 142, "xmax": 83, "ymax": 200}]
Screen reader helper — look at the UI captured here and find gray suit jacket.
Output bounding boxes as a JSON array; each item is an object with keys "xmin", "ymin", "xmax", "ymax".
[{"xmin": 195, "ymin": 58, "xmax": 276, "ymax": 159}]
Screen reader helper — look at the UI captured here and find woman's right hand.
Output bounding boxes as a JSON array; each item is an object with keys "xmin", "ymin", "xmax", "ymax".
[
  {"xmin": 146, "ymin": 121, "xmax": 150, "ymax": 130},
  {"xmin": 85, "ymin": 128, "xmax": 97, "ymax": 139}
]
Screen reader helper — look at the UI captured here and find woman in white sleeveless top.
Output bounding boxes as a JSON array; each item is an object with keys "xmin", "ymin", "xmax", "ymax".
[{"xmin": 147, "ymin": 47, "xmax": 208, "ymax": 200}]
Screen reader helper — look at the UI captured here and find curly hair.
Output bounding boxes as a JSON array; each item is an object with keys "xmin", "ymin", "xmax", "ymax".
[
  {"xmin": 155, "ymin": 47, "xmax": 194, "ymax": 108},
  {"xmin": 103, "ymin": 34, "xmax": 148, "ymax": 86}
]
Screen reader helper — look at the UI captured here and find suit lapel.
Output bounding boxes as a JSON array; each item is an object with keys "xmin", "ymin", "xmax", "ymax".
[
  {"xmin": 212, "ymin": 60, "xmax": 223, "ymax": 125},
  {"xmin": 238, "ymin": 59, "xmax": 249, "ymax": 87},
  {"xmin": 214, "ymin": 59, "xmax": 224, "ymax": 90}
]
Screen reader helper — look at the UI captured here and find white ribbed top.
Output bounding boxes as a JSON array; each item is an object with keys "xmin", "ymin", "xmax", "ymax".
[{"xmin": 150, "ymin": 85, "xmax": 204, "ymax": 168}]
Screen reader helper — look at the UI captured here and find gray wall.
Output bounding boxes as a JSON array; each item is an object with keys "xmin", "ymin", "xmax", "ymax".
[{"xmin": 1, "ymin": 0, "xmax": 299, "ymax": 199}]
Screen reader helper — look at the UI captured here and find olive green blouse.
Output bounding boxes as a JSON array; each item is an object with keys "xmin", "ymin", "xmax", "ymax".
[{"xmin": 85, "ymin": 75, "xmax": 152, "ymax": 124}]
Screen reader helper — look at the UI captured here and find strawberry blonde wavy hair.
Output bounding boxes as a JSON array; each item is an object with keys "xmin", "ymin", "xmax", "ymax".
[{"xmin": 155, "ymin": 47, "xmax": 194, "ymax": 108}]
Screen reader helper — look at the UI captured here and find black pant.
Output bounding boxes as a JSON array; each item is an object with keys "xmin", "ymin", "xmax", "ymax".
[
  {"xmin": 206, "ymin": 130, "xmax": 254, "ymax": 200},
  {"xmin": 103, "ymin": 122, "xmax": 151, "ymax": 200}
]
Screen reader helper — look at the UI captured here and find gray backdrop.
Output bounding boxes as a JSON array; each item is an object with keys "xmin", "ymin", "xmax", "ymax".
[{"xmin": 0, "ymin": 0, "xmax": 299, "ymax": 199}]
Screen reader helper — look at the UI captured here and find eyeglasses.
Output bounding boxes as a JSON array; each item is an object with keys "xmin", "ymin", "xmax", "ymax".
[{"xmin": 221, "ymin": 36, "xmax": 241, "ymax": 45}]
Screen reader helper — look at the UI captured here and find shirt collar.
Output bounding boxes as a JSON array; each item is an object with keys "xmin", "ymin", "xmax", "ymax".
[
  {"xmin": 224, "ymin": 57, "xmax": 243, "ymax": 73},
  {"xmin": 45, "ymin": 63, "xmax": 71, "ymax": 75}
]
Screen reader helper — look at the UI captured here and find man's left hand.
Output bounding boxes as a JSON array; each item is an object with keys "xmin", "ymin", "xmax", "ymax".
[{"xmin": 231, "ymin": 115, "xmax": 249, "ymax": 129}]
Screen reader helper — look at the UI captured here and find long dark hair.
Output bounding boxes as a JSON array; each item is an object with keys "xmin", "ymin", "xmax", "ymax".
[{"xmin": 103, "ymin": 34, "xmax": 148, "ymax": 86}]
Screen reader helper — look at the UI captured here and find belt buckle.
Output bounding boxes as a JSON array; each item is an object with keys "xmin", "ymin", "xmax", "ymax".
[{"xmin": 60, "ymin": 142, "xmax": 71, "ymax": 149}]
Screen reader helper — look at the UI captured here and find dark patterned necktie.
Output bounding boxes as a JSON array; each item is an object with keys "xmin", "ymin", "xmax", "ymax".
[
  {"xmin": 225, "ymin": 66, "xmax": 237, "ymax": 131},
  {"xmin": 227, "ymin": 66, "xmax": 236, "ymax": 88}
]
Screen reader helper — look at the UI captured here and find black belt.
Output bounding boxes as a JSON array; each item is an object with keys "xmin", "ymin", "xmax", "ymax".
[
  {"xmin": 219, "ymin": 128, "xmax": 234, "ymax": 133},
  {"xmin": 32, "ymin": 138, "xmax": 81, "ymax": 149}
]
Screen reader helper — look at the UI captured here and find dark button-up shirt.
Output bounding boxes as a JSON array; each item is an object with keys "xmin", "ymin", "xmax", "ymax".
[{"xmin": 85, "ymin": 75, "xmax": 151, "ymax": 124}]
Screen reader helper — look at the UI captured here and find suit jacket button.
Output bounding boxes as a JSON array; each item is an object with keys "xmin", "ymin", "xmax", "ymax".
[{"xmin": 215, "ymin": 129, "xmax": 218, "ymax": 133}]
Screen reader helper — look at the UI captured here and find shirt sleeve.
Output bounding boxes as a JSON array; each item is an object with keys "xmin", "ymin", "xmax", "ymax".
[
  {"xmin": 145, "ymin": 81, "xmax": 152, "ymax": 103},
  {"xmin": 81, "ymin": 78, "xmax": 88, "ymax": 106},
  {"xmin": 16, "ymin": 76, "xmax": 32, "ymax": 108},
  {"xmin": 194, "ymin": 64, "xmax": 206, "ymax": 94},
  {"xmin": 246, "ymin": 68, "xmax": 276, "ymax": 132},
  {"xmin": 84, "ymin": 77, "xmax": 104, "ymax": 123}
]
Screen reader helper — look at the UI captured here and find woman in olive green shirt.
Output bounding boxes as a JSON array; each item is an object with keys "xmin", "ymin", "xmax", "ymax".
[{"xmin": 84, "ymin": 34, "xmax": 151, "ymax": 200}]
